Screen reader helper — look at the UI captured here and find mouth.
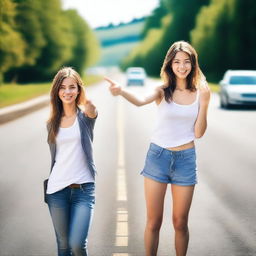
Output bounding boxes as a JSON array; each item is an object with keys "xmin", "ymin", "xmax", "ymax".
[
  {"xmin": 177, "ymin": 70, "xmax": 188, "ymax": 75},
  {"xmin": 63, "ymin": 96, "xmax": 73, "ymax": 100}
]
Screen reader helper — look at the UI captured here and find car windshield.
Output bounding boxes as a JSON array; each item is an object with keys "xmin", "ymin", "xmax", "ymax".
[
  {"xmin": 128, "ymin": 70, "xmax": 144, "ymax": 74},
  {"xmin": 229, "ymin": 76, "xmax": 256, "ymax": 85}
]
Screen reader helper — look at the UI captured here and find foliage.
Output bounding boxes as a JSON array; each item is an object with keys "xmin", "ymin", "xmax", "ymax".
[
  {"xmin": 0, "ymin": 0, "xmax": 26, "ymax": 82},
  {"xmin": 0, "ymin": 0, "xmax": 100, "ymax": 83},
  {"xmin": 64, "ymin": 10, "xmax": 100, "ymax": 74},
  {"xmin": 122, "ymin": 0, "xmax": 210, "ymax": 78},
  {"xmin": 191, "ymin": 0, "xmax": 256, "ymax": 81}
]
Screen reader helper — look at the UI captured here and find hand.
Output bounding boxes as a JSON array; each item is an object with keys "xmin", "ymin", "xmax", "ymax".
[
  {"xmin": 84, "ymin": 99, "xmax": 97, "ymax": 118},
  {"xmin": 104, "ymin": 77, "xmax": 122, "ymax": 96},
  {"xmin": 199, "ymin": 81, "xmax": 211, "ymax": 106}
]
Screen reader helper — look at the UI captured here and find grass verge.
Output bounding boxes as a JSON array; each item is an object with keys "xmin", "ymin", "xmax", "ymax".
[{"xmin": 0, "ymin": 75, "xmax": 103, "ymax": 108}]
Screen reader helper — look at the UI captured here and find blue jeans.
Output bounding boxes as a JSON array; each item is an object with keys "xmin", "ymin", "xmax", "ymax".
[{"xmin": 46, "ymin": 183, "xmax": 95, "ymax": 256}]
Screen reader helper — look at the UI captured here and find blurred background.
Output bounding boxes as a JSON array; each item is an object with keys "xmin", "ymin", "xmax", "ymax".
[
  {"xmin": 0, "ymin": 0, "xmax": 256, "ymax": 255},
  {"xmin": 1, "ymin": 0, "xmax": 256, "ymax": 86}
]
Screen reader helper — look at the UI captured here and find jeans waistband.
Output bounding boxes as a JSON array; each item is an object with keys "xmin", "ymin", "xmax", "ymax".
[{"xmin": 150, "ymin": 143, "xmax": 195, "ymax": 156}]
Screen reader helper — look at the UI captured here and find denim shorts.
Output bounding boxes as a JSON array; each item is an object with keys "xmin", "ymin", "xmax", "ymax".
[{"xmin": 141, "ymin": 143, "xmax": 197, "ymax": 185}]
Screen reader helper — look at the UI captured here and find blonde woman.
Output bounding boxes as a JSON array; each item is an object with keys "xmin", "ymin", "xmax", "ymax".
[
  {"xmin": 45, "ymin": 67, "xmax": 97, "ymax": 256},
  {"xmin": 105, "ymin": 41, "xmax": 210, "ymax": 256}
]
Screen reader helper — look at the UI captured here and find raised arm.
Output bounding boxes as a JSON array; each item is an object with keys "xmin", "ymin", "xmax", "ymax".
[
  {"xmin": 84, "ymin": 99, "xmax": 97, "ymax": 118},
  {"xmin": 104, "ymin": 77, "xmax": 162, "ymax": 106},
  {"xmin": 194, "ymin": 83, "xmax": 211, "ymax": 138}
]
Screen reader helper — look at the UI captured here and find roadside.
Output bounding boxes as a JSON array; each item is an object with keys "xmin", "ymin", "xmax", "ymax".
[
  {"xmin": 0, "ymin": 94, "xmax": 50, "ymax": 125},
  {"xmin": 0, "ymin": 75, "xmax": 103, "ymax": 125},
  {"xmin": 0, "ymin": 76, "xmax": 219, "ymax": 125}
]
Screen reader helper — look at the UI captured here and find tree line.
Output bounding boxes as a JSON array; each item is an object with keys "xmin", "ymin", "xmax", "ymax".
[
  {"xmin": 121, "ymin": 0, "xmax": 256, "ymax": 81},
  {"xmin": 0, "ymin": 0, "xmax": 100, "ymax": 83}
]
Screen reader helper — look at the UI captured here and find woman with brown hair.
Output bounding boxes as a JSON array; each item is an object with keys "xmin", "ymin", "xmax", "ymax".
[
  {"xmin": 45, "ymin": 67, "xmax": 97, "ymax": 256},
  {"xmin": 105, "ymin": 41, "xmax": 210, "ymax": 256}
]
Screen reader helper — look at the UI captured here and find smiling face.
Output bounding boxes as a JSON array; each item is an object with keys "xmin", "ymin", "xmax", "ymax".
[
  {"xmin": 171, "ymin": 51, "xmax": 192, "ymax": 80},
  {"xmin": 58, "ymin": 77, "xmax": 79, "ymax": 105}
]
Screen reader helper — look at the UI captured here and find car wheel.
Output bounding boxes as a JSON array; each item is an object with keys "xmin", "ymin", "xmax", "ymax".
[{"xmin": 220, "ymin": 93, "xmax": 230, "ymax": 109}]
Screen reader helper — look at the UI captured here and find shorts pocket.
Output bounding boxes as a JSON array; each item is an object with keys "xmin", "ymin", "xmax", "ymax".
[{"xmin": 148, "ymin": 143, "xmax": 163, "ymax": 157}]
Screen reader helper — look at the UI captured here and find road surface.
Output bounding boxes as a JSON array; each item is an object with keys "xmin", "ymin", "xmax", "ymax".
[{"xmin": 0, "ymin": 76, "xmax": 255, "ymax": 256}]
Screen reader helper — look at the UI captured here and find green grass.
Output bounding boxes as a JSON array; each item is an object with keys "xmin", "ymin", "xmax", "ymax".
[
  {"xmin": 208, "ymin": 82, "xmax": 220, "ymax": 93},
  {"xmin": 0, "ymin": 83, "xmax": 51, "ymax": 108},
  {"xmin": 0, "ymin": 75, "xmax": 103, "ymax": 108}
]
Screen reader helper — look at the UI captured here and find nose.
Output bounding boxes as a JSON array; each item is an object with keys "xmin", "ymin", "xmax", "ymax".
[
  {"xmin": 179, "ymin": 63, "xmax": 186, "ymax": 69},
  {"xmin": 64, "ymin": 88, "xmax": 71, "ymax": 93}
]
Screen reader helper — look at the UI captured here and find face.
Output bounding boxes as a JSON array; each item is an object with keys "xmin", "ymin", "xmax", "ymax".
[
  {"xmin": 58, "ymin": 77, "xmax": 79, "ymax": 105},
  {"xmin": 171, "ymin": 51, "xmax": 192, "ymax": 80}
]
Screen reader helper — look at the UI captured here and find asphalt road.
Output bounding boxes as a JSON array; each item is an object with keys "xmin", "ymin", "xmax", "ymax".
[{"xmin": 0, "ymin": 76, "xmax": 255, "ymax": 256}]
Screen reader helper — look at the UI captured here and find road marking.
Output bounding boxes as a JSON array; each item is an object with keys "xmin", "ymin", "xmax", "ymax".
[
  {"xmin": 117, "ymin": 98, "xmax": 127, "ymax": 201},
  {"xmin": 112, "ymin": 254, "xmax": 131, "ymax": 256},
  {"xmin": 115, "ymin": 99, "xmax": 129, "ymax": 249}
]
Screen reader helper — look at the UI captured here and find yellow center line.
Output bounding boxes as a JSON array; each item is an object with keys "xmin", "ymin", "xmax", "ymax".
[{"xmin": 114, "ymin": 99, "xmax": 129, "ymax": 251}]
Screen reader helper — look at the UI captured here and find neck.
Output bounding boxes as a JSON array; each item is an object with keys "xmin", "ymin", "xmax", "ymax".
[
  {"xmin": 176, "ymin": 78, "xmax": 187, "ymax": 91},
  {"xmin": 62, "ymin": 104, "xmax": 76, "ymax": 117}
]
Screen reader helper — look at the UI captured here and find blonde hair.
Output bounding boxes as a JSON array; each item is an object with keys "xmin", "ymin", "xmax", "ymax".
[{"xmin": 47, "ymin": 67, "xmax": 87, "ymax": 143}]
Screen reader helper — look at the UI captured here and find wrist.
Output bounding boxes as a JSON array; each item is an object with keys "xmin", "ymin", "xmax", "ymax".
[{"xmin": 120, "ymin": 88, "xmax": 124, "ymax": 96}]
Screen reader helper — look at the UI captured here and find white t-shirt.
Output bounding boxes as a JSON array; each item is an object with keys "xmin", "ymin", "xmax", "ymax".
[{"xmin": 47, "ymin": 117, "xmax": 94, "ymax": 194}]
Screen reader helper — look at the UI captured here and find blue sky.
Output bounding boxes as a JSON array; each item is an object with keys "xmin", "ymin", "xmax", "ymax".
[{"xmin": 62, "ymin": 0, "xmax": 159, "ymax": 28}]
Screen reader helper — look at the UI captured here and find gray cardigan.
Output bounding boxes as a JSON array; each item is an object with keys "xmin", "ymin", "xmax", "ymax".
[{"xmin": 47, "ymin": 109, "xmax": 97, "ymax": 178}]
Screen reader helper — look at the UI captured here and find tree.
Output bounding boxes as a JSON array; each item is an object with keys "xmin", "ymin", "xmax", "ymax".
[
  {"xmin": 0, "ymin": 0, "xmax": 26, "ymax": 82},
  {"xmin": 122, "ymin": 0, "xmax": 209, "ymax": 77},
  {"xmin": 64, "ymin": 10, "xmax": 100, "ymax": 74},
  {"xmin": 190, "ymin": 0, "xmax": 256, "ymax": 80},
  {"xmin": 141, "ymin": 3, "xmax": 168, "ymax": 38},
  {"xmin": 13, "ymin": 0, "xmax": 46, "ymax": 65}
]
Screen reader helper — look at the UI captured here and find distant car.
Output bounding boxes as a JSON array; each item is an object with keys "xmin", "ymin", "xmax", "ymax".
[
  {"xmin": 219, "ymin": 70, "xmax": 256, "ymax": 108},
  {"xmin": 126, "ymin": 67, "xmax": 146, "ymax": 86}
]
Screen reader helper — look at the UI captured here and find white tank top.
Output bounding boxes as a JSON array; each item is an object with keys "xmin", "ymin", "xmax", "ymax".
[
  {"xmin": 151, "ymin": 90, "xmax": 199, "ymax": 148},
  {"xmin": 47, "ymin": 116, "xmax": 94, "ymax": 194}
]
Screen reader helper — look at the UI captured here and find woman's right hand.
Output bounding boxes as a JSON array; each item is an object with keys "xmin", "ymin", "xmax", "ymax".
[{"xmin": 104, "ymin": 77, "xmax": 122, "ymax": 96}]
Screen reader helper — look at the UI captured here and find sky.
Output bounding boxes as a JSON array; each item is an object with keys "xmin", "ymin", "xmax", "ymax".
[{"xmin": 62, "ymin": 0, "xmax": 160, "ymax": 28}]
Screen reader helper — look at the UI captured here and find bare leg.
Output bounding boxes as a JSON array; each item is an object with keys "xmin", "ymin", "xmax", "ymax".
[
  {"xmin": 144, "ymin": 177, "xmax": 167, "ymax": 256},
  {"xmin": 171, "ymin": 184, "xmax": 195, "ymax": 256}
]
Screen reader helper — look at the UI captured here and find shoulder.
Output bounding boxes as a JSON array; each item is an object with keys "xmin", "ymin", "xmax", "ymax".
[
  {"xmin": 154, "ymin": 85, "xmax": 165, "ymax": 97},
  {"xmin": 155, "ymin": 85, "xmax": 165, "ymax": 103},
  {"xmin": 197, "ymin": 80, "xmax": 211, "ymax": 94}
]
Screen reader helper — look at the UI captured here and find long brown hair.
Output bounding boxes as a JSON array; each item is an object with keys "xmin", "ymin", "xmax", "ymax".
[
  {"xmin": 160, "ymin": 41, "xmax": 205, "ymax": 102},
  {"xmin": 47, "ymin": 67, "xmax": 87, "ymax": 143}
]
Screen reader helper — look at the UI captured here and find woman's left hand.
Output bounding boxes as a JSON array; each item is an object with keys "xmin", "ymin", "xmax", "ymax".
[
  {"xmin": 199, "ymin": 81, "xmax": 211, "ymax": 106},
  {"xmin": 84, "ymin": 99, "xmax": 97, "ymax": 118}
]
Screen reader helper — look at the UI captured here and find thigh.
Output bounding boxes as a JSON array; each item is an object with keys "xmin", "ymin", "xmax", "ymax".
[
  {"xmin": 69, "ymin": 184, "xmax": 95, "ymax": 245},
  {"xmin": 47, "ymin": 189, "xmax": 70, "ymax": 244},
  {"xmin": 171, "ymin": 184, "xmax": 195, "ymax": 219},
  {"xmin": 172, "ymin": 148, "xmax": 197, "ymax": 186},
  {"xmin": 144, "ymin": 177, "xmax": 167, "ymax": 219}
]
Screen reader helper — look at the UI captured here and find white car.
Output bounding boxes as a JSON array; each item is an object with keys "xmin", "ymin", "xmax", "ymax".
[
  {"xmin": 126, "ymin": 67, "xmax": 146, "ymax": 86},
  {"xmin": 219, "ymin": 70, "xmax": 256, "ymax": 108}
]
